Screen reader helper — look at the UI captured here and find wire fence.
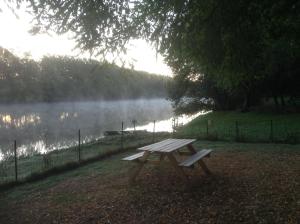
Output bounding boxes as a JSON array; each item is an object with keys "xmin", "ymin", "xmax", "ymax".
[
  {"xmin": 0, "ymin": 119, "xmax": 172, "ymax": 188},
  {"xmin": 0, "ymin": 117, "xmax": 299, "ymax": 188},
  {"xmin": 175, "ymin": 119, "xmax": 300, "ymax": 144}
]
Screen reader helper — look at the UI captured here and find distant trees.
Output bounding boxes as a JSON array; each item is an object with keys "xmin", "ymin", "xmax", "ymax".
[
  {"xmin": 0, "ymin": 47, "xmax": 169, "ymax": 103},
  {"xmin": 5, "ymin": 0, "xmax": 300, "ymax": 112}
]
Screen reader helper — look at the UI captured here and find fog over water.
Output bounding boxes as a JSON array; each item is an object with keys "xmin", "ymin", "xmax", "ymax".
[
  {"xmin": 0, "ymin": 98, "xmax": 198, "ymax": 158},
  {"xmin": 0, "ymin": 99, "xmax": 204, "ymax": 160}
]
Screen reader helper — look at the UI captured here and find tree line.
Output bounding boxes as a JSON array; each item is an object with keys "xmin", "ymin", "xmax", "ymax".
[
  {"xmin": 163, "ymin": 0, "xmax": 300, "ymax": 113},
  {"xmin": 4, "ymin": 0, "xmax": 300, "ymax": 112},
  {"xmin": 0, "ymin": 47, "xmax": 169, "ymax": 103}
]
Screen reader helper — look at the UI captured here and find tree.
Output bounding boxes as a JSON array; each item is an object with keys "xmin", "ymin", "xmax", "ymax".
[
  {"xmin": 5, "ymin": 0, "xmax": 300, "ymax": 111},
  {"xmin": 0, "ymin": 48, "xmax": 170, "ymax": 103}
]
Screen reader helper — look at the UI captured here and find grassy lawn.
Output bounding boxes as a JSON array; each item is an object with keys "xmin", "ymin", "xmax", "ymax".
[
  {"xmin": 2, "ymin": 111, "xmax": 299, "ymax": 186},
  {"xmin": 0, "ymin": 132, "xmax": 170, "ymax": 186},
  {"xmin": 0, "ymin": 141, "xmax": 299, "ymax": 224},
  {"xmin": 176, "ymin": 111, "xmax": 300, "ymax": 143}
]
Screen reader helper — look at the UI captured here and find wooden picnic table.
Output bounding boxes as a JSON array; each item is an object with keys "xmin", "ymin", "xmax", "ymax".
[{"xmin": 122, "ymin": 138, "xmax": 212, "ymax": 183}]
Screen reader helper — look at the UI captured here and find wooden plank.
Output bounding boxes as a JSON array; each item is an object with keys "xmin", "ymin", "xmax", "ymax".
[
  {"xmin": 179, "ymin": 149, "xmax": 212, "ymax": 167},
  {"xmin": 129, "ymin": 151, "xmax": 150, "ymax": 183},
  {"xmin": 138, "ymin": 139, "xmax": 196, "ymax": 152},
  {"xmin": 149, "ymin": 140, "xmax": 183, "ymax": 152},
  {"xmin": 138, "ymin": 139, "xmax": 173, "ymax": 151},
  {"xmin": 167, "ymin": 153, "xmax": 188, "ymax": 182},
  {"xmin": 147, "ymin": 139, "xmax": 179, "ymax": 152},
  {"xmin": 144, "ymin": 139, "xmax": 193, "ymax": 153},
  {"xmin": 160, "ymin": 139, "xmax": 196, "ymax": 153},
  {"xmin": 198, "ymin": 159, "xmax": 212, "ymax": 175},
  {"xmin": 138, "ymin": 139, "xmax": 180, "ymax": 152},
  {"xmin": 187, "ymin": 144, "xmax": 197, "ymax": 154},
  {"xmin": 122, "ymin": 152, "xmax": 145, "ymax": 161},
  {"xmin": 146, "ymin": 139, "xmax": 181, "ymax": 152},
  {"xmin": 138, "ymin": 139, "xmax": 173, "ymax": 150}
]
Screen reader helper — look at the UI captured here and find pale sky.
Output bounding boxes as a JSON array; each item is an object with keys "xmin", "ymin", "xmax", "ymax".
[{"xmin": 0, "ymin": 2, "xmax": 173, "ymax": 76}]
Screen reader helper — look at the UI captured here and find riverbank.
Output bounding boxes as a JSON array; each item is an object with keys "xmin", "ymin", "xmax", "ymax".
[
  {"xmin": 0, "ymin": 132, "xmax": 171, "ymax": 189},
  {"xmin": 0, "ymin": 140, "xmax": 299, "ymax": 224},
  {"xmin": 176, "ymin": 111, "xmax": 300, "ymax": 143},
  {"xmin": 1, "ymin": 111, "xmax": 299, "ymax": 189}
]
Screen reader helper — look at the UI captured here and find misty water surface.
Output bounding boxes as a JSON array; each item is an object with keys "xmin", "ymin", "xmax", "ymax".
[{"xmin": 0, "ymin": 98, "xmax": 198, "ymax": 158}]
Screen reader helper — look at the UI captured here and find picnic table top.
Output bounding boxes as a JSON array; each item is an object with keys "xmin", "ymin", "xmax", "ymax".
[{"xmin": 138, "ymin": 138, "xmax": 196, "ymax": 153}]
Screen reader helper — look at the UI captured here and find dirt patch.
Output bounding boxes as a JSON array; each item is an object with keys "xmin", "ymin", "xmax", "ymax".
[{"xmin": 0, "ymin": 150, "xmax": 299, "ymax": 224}]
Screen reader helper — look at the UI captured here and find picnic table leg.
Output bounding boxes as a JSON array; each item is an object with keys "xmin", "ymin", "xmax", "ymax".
[
  {"xmin": 187, "ymin": 144, "xmax": 212, "ymax": 175},
  {"xmin": 167, "ymin": 153, "xmax": 189, "ymax": 182},
  {"xmin": 187, "ymin": 144, "xmax": 197, "ymax": 153},
  {"xmin": 129, "ymin": 162, "xmax": 145, "ymax": 183},
  {"xmin": 129, "ymin": 152, "xmax": 150, "ymax": 183},
  {"xmin": 197, "ymin": 160, "xmax": 211, "ymax": 175},
  {"xmin": 159, "ymin": 154, "xmax": 165, "ymax": 163}
]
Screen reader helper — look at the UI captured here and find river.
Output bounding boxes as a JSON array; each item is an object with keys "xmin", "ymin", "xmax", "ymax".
[{"xmin": 0, "ymin": 98, "xmax": 200, "ymax": 158}]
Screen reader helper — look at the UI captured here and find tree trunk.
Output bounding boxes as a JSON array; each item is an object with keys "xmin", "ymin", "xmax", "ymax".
[
  {"xmin": 241, "ymin": 92, "xmax": 250, "ymax": 112},
  {"xmin": 273, "ymin": 95, "xmax": 279, "ymax": 110},
  {"xmin": 280, "ymin": 95, "xmax": 285, "ymax": 107}
]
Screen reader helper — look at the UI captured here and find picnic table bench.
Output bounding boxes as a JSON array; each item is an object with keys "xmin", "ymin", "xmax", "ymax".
[{"xmin": 122, "ymin": 139, "xmax": 212, "ymax": 183}]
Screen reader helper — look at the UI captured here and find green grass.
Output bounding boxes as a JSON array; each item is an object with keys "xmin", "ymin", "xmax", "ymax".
[
  {"xmin": 0, "ymin": 132, "xmax": 171, "ymax": 187},
  {"xmin": 0, "ymin": 150, "xmax": 131, "ymax": 202},
  {"xmin": 176, "ymin": 111, "xmax": 300, "ymax": 143},
  {"xmin": 0, "ymin": 119, "xmax": 299, "ymax": 224},
  {"xmin": 1, "ymin": 110, "xmax": 299, "ymax": 189},
  {"xmin": 0, "ymin": 140, "xmax": 298, "ymax": 205}
]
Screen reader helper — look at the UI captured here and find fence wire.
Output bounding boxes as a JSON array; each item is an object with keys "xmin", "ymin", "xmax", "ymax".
[
  {"xmin": 0, "ymin": 119, "xmax": 166, "ymax": 186},
  {"xmin": 0, "ymin": 118, "xmax": 299, "ymax": 187}
]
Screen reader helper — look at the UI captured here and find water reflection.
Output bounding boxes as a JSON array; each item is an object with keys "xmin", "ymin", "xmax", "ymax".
[
  {"xmin": 126, "ymin": 111, "xmax": 205, "ymax": 132},
  {"xmin": 0, "ymin": 99, "xmax": 173, "ymax": 157},
  {"xmin": 0, "ymin": 99, "xmax": 205, "ymax": 159},
  {"xmin": 0, "ymin": 114, "xmax": 41, "ymax": 128}
]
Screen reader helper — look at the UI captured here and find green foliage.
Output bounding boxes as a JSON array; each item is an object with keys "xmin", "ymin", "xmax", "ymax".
[
  {"xmin": 162, "ymin": 0, "xmax": 300, "ymax": 112},
  {"xmin": 4, "ymin": 0, "xmax": 300, "ymax": 111},
  {"xmin": 27, "ymin": 0, "xmax": 133, "ymax": 55},
  {"xmin": 0, "ymin": 47, "xmax": 169, "ymax": 103}
]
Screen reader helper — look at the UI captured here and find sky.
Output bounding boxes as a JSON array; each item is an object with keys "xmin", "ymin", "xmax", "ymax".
[{"xmin": 0, "ymin": 2, "xmax": 173, "ymax": 76}]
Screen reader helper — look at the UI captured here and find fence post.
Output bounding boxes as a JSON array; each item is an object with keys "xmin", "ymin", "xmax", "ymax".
[
  {"xmin": 235, "ymin": 121, "xmax": 239, "ymax": 141},
  {"xmin": 172, "ymin": 118, "xmax": 175, "ymax": 137},
  {"xmin": 270, "ymin": 120, "xmax": 274, "ymax": 142},
  {"xmin": 14, "ymin": 140, "xmax": 18, "ymax": 182},
  {"xmin": 121, "ymin": 121, "xmax": 124, "ymax": 149},
  {"xmin": 206, "ymin": 120, "xmax": 209, "ymax": 138},
  {"xmin": 78, "ymin": 129, "xmax": 81, "ymax": 162},
  {"xmin": 152, "ymin": 120, "xmax": 156, "ymax": 142},
  {"xmin": 132, "ymin": 120, "xmax": 136, "ymax": 132}
]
